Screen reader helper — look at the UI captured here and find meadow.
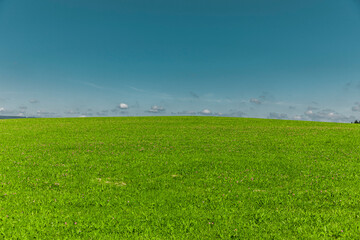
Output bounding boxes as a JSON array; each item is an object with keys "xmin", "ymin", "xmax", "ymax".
[{"xmin": 0, "ymin": 116, "xmax": 359, "ymax": 239}]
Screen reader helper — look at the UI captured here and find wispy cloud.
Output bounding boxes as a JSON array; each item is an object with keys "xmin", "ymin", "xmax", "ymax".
[
  {"xmin": 129, "ymin": 86, "xmax": 146, "ymax": 93},
  {"xmin": 352, "ymin": 102, "xmax": 360, "ymax": 112},
  {"xmin": 343, "ymin": 81, "xmax": 360, "ymax": 91},
  {"xmin": 64, "ymin": 110, "xmax": 81, "ymax": 115},
  {"xmin": 175, "ymin": 110, "xmax": 197, "ymax": 115},
  {"xmin": 268, "ymin": 112, "xmax": 288, "ymax": 120},
  {"xmin": 36, "ymin": 110, "xmax": 57, "ymax": 117},
  {"xmin": 128, "ymin": 86, "xmax": 175, "ymax": 101},
  {"xmin": 146, "ymin": 105, "xmax": 165, "ymax": 113},
  {"xmin": 190, "ymin": 91, "xmax": 199, "ymax": 99},
  {"xmin": 223, "ymin": 110, "xmax": 246, "ymax": 117},
  {"xmin": 249, "ymin": 92, "xmax": 276, "ymax": 105},
  {"xmin": 81, "ymin": 81, "xmax": 104, "ymax": 90},
  {"xmin": 307, "ymin": 106, "xmax": 319, "ymax": 111},
  {"xmin": 303, "ymin": 108, "xmax": 353, "ymax": 123},
  {"xmin": 259, "ymin": 91, "xmax": 275, "ymax": 102},
  {"xmin": 0, "ymin": 107, "xmax": 26, "ymax": 116},
  {"xmin": 29, "ymin": 99, "xmax": 39, "ymax": 104},
  {"xmin": 178, "ymin": 96, "xmax": 232, "ymax": 103},
  {"xmin": 250, "ymin": 98, "xmax": 262, "ymax": 104},
  {"xmin": 96, "ymin": 110, "xmax": 109, "ymax": 116}
]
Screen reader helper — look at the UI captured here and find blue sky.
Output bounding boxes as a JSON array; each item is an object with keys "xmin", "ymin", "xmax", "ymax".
[{"xmin": 1, "ymin": 0, "xmax": 360, "ymax": 122}]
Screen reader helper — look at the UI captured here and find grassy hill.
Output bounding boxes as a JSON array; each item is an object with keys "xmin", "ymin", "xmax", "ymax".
[{"xmin": 0, "ymin": 116, "xmax": 359, "ymax": 239}]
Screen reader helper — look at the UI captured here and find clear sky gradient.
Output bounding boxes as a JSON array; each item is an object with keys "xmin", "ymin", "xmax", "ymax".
[{"xmin": 1, "ymin": 0, "xmax": 360, "ymax": 122}]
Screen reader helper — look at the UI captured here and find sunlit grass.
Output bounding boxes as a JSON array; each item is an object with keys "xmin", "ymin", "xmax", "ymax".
[{"xmin": 0, "ymin": 116, "xmax": 359, "ymax": 239}]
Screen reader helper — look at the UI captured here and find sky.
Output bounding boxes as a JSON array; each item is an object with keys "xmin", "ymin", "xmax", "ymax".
[{"xmin": 1, "ymin": 0, "xmax": 360, "ymax": 122}]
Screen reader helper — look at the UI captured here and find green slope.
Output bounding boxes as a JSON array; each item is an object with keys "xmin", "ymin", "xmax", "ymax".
[{"xmin": 0, "ymin": 117, "xmax": 359, "ymax": 239}]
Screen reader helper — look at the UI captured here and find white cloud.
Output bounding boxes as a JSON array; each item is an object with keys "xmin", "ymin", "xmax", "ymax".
[
  {"xmin": 305, "ymin": 110, "xmax": 313, "ymax": 115},
  {"xmin": 198, "ymin": 109, "xmax": 222, "ymax": 116},
  {"xmin": 200, "ymin": 109, "xmax": 212, "ymax": 115},
  {"xmin": 303, "ymin": 108, "xmax": 353, "ymax": 123},
  {"xmin": 0, "ymin": 107, "xmax": 27, "ymax": 116},
  {"xmin": 147, "ymin": 105, "xmax": 165, "ymax": 113},
  {"xmin": 250, "ymin": 98, "xmax": 262, "ymax": 104},
  {"xmin": 0, "ymin": 108, "xmax": 16, "ymax": 115},
  {"xmin": 119, "ymin": 103, "xmax": 129, "ymax": 109}
]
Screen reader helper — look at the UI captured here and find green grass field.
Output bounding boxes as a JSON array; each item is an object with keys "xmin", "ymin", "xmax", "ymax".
[{"xmin": 1, "ymin": 116, "xmax": 359, "ymax": 239}]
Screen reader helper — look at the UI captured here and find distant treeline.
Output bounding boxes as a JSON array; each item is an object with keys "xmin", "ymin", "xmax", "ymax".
[
  {"xmin": 0, "ymin": 116, "xmax": 29, "ymax": 119},
  {"xmin": 352, "ymin": 120, "xmax": 360, "ymax": 124}
]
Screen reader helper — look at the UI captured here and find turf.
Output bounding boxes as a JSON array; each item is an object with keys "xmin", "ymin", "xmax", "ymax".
[{"xmin": 0, "ymin": 116, "xmax": 359, "ymax": 239}]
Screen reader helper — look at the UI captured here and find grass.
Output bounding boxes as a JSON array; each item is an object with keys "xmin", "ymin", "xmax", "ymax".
[{"xmin": 0, "ymin": 116, "xmax": 360, "ymax": 239}]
